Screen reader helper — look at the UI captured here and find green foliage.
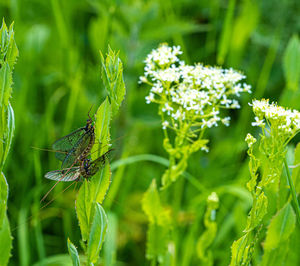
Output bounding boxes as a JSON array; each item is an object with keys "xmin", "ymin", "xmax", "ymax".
[
  {"xmin": 1, "ymin": 1, "xmax": 300, "ymax": 265},
  {"xmin": 92, "ymin": 98, "xmax": 111, "ymax": 158},
  {"xmin": 264, "ymin": 203, "xmax": 295, "ymax": 251},
  {"xmin": 72, "ymin": 48, "xmax": 125, "ymax": 265},
  {"xmin": 292, "ymin": 143, "xmax": 300, "ymax": 192},
  {"xmin": 100, "ymin": 47, "xmax": 126, "ymax": 118},
  {"xmin": 67, "ymin": 238, "xmax": 81, "ymax": 266},
  {"xmin": 0, "ymin": 19, "xmax": 18, "ymax": 266},
  {"xmin": 0, "ymin": 215, "xmax": 12, "ymax": 266},
  {"xmin": 142, "ymin": 179, "xmax": 172, "ymax": 263},
  {"xmin": 87, "ymin": 203, "xmax": 108, "ymax": 264},
  {"xmin": 283, "ymin": 35, "xmax": 300, "ymax": 91},
  {"xmin": 196, "ymin": 192, "xmax": 219, "ymax": 266}
]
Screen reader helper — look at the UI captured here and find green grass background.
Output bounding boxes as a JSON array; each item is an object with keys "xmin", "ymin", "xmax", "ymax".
[{"xmin": 0, "ymin": 0, "xmax": 300, "ymax": 265}]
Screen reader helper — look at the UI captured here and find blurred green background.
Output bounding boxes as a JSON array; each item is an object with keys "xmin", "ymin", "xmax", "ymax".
[{"xmin": 1, "ymin": 0, "xmax": 300, "ymax": 265}]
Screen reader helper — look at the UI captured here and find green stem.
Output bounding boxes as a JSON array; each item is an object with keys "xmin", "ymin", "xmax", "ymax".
[{"xmin": 284, "ymin": 158, "xmax": 300, "ymax": 225}]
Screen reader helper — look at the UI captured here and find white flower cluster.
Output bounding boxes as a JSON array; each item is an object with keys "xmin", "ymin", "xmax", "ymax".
[
  {"xmin": 251, "ymin": 99, "xmax": 300, "ymax": 137},
  {"xmin": 245, "ymin": 133, "xmax": 257, "ymax": 148},
  {"xmin": 141, "ymin": 44, "xmax": 251, "ymax": 130}
]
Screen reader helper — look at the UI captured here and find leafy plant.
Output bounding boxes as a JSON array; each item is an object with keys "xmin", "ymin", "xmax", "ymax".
[
  {"xmin": 140, "ymin": 44, "xmax": 251, "ymax": 265},
  {"xmin": 140, "ymin": 44, "xmax": 251, "ymax": 188},
  {"xmin": 0, "ymin": 19, "xmax": 18, "ymax": 266},
  {"xmin": 231, "ymin": 99, "xmax": 300, "ymax": 265},
  {"xmin": 69, "ymin": 48, "xmax": 125, "ymax": 265}
]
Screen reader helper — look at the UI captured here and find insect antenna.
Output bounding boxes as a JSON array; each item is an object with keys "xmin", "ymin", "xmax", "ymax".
[
  {"xmin": 87, "ymin": 104, "xmax": 94, "ymax": 120},
  {"xmin": 31, "ymin": 146, "xmax": 68, "ymax": 154},
  {"xmin": 12, "ymin": 181, "xmax": 76, "ymax": 232}
]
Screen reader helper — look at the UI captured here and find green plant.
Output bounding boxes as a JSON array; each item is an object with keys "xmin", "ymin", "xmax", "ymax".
[
  {"xmin": 68, "ymin": 48, "xmax": 125, "ymax": 265},
  {"xmin": 140, "ymin": 43, "xmax": 251, "ymax": 265},
  {"xmin": 231, "ymin": 99, "xmax": 300, "ymax": 265},
  {"xmin": 0, "ymin": 19, "xmax": 18, "ymax": 266},
  {"xmin": 140, "ymin": 44, "xmax": 251, "ymax": 189}
]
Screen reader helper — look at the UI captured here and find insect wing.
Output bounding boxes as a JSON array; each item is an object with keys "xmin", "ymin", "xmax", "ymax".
[
  {"xmin": 61, "ymin": 132, "xmax": 92, "ymax": 168},
  {"xmin": 52, "ymin": 127, "xmax": 86, "ymax": 161},
  {"xmin": 45, "ymin": 167, "xmax": 81, "ymax": 182},
  {"xmin": 88, "ymin": 150, "xmax": 112, "ymax": 176}
]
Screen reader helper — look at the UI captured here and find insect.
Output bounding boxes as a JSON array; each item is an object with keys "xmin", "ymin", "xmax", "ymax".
[
  {"xmin": 44, "ymin": 150, "xmax": 112, "ymax": 182},
  {"xmin": 53, "ymin": 109, "xmax": 95, "ymax": 169}
]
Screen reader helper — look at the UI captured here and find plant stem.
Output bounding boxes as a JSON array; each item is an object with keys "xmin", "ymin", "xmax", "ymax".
[{"xmin": 284, "ymin": 158, "xmax": 300, "ymax": 225}]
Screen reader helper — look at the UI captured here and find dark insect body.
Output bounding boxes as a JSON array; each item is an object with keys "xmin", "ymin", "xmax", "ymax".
[
  {"xmin": 53, "ymin": 117, "xmax": 95, "ymax": 169},
  {"xmin": 45, "ymin": 150, "xmax": 112, "ymax": 182}
]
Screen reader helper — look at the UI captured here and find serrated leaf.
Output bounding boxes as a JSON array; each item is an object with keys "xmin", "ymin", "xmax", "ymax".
[
  {"xmin": 264, "ymin": 203, "xmax": 296, "ymax": 250},
  {"xmin": 75, "ymin": 180, "xmax": 94, "ymax": 241},
  {"xmin": 142, "ymin": 179, "xmax": 171, "ymax": 226},
  {"xmin": 92, "ymin": 98, "xmax": 111, "ymax": 159},
  {"xmin": 0, "ymin": 214, "xmax": 12, "ymax": 266},
  {"xmin": 67, "ymin": 238, "xmax": 81, "ymax": 266},
  {"xmin": 87, "ymin": 203, "xmax": 108, "ymax": 264},
  {"xmin": 100, "ymin": 47, "xmax": 126, "ymax": 117},
  {"xmin": 0, "ymin": 103, "xmax": 14, "ymax": 171},
  {"xmin": 0, "ymin": 172, "xmax": 8, "ymax": 229},
  {"xmin": 0, "ymin": 63, "xmax": 12, "ymax": 109},
  {"xmin": 90, "ymin": 162, "xmax": 111, "ymax": 204},
  {"xmin": 245, "ymin": 192, "xmax": 268, "ymax": 231},
  {"xmin": 230, "ymin": 233, "xmax": 250, "ymax": 266},
  {"xmin": 283, "ymin": 35, "xmax": 300, "ymax": 91},
  {"xmin": 0, "ymin": 20, "xmax": 18, "ymax": 69}
]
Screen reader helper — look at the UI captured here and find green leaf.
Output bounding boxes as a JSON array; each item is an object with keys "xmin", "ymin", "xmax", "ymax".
[
  {"xmin": 92, "ymin": 98, "xmax": 111, "ymax": 159},
  {"xmin": 146, "ymin": 223, "xmax": 169, "ymax": 263},
  {"xmin": 0, "ymin": 214, "xmax": 12, "ymax": 266},
  {"xmin": 0, "ymin": 63, "xmax": 12, "ymax": 109},
  {"xmin": 283, "ymin": 35, "xmax": 300, "ymax": 91},
  {"xmin": 67, "ymin": 238, "xmax": 81, "ymax": 266},
  {"xmin": 245, "ymin": 192, "xmax": 268, "ymax": 231},
  {"xmin": 0, "ymin": 172, "xmax": 8, "ymax": 229},
  {"xmin": 100, "ymin": 47, "xmax": 126, "ymax": 117},
  {"xmin": 261, "ymin": 239, "xmax": 290, "ymax": 266},
  {"xmin": 0, "ymin": 20, "xmax": 19, "ymax": 69},
  {"xmin": 292, "ymin": 143, "xmax": 300, "ymax": 193},
  {"xmin": 142, "ymin": 179, "xmax": 171, "ymax": 226},
  {"xmin": 90, "ymin": 162, "xmax": 111, "ymax": 204},
  {"xmin": 75, "ymin": 180, "xmax": 94, "ymax": 241},
  {"xmin": 104, "ymin": 212, "xmax": 118, "ymax": 266},
  {"xmin": 0, "ymin": 103, "xmax": 14, "ymax": 171},
  {"xmin": 142, "ymin": 180, "xmax": 171, "ymax": 263},
  {"xmin": 230, "ymin": 233, "xmax": 251, "ymax": 266},
  {"xmin": 87, "ymin": 203, "xmax": 108, "ymax": 264},
  {"xmin": 264, "ymin": 203, "xmax": 296, "ymax": 251}
]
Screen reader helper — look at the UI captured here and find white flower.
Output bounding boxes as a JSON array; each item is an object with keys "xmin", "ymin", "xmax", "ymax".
[
  {"xmin": 162, "ymin": 103, "xmax": 174, "ymax": 115},
  {"xmin": 139, "ymin": 76, "xmax": 148, "ymax": 84},
  {"xmin": 251, "ymin": 116, "xmax": 265, "ymax": 127},
  {"xmin": 250, "ymin": 99, "xmax": 300, "ymax": 136},
  {"xmin": 201, "ymin": 146, "xmax": 209, "ymax": 152},
  {"xmin": 141, "ymin": 44, "xmax": 251, "ymax": 134},
  {"xmin": 222, "ymin": 117, "xmax": 231, "ymax": 126},
  {"xmin": 145, "ymin": 93, "xmax": 155, "ymax": 104},
  {"xmin": 162, "ymin": 121, "xmax": 169, "ymax": 129},
  {"xmin": 245, "ymin": 133, "xmax": 257, "ymax": 148},
  {"xmin": 151, "ymin": 82, "xmax": 163, "ymax": 94}
]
